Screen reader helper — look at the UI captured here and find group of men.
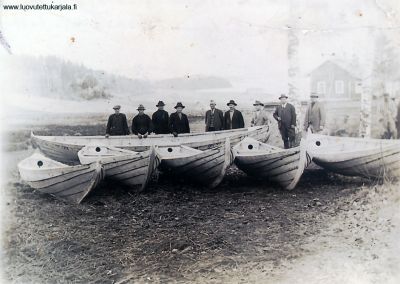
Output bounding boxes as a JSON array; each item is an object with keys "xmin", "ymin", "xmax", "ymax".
[
  {"xmin": 105, "ymin": 93, "xmax": 326, "ymax": 149},
  {"xmin": 106, "ymin": 101, "xmax": 189, "ymax": 138},
  {"xmin": 106, "ymin": 99, "xmax": 249, "ymax": 138},
  {"xmin": 271, "ymin": 92, "xmax": 325, "ymax": 148}
]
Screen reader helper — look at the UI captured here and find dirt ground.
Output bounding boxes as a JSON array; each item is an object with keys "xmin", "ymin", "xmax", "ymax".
[{"xmin": 1, "ymin": 119, "xmax": 399, "ymax": 283}]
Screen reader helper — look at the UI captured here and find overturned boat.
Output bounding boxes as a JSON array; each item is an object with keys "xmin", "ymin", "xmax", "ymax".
[
  {"xmin": 78, "ymin": 146, "xmax": 157, "ymax": 191},
  {"xmin": 306, "ymin": 134, "xmax": 400, "ymax": 179},
  {"xmin": 31, "ymin": 125, "xmax": 270, "ymax": 164},
  {"xmin": 18, "ymin": 152, "xmax": 103, "ymax": 204},
  {"xmin": 156, "ymin": 138, "xmax": 232, "ymax": 188},
  {"xmin": 232, "ymin": 138, "xmax": 311, "ymax": 190}
]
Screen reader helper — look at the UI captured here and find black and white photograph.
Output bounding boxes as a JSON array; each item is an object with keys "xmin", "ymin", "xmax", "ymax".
[{"xmin": 1, "ymin": 0, "xmax": 399, "ymax": 283}]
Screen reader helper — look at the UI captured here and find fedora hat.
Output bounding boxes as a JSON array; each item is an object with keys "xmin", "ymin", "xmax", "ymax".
[
  {"xmin": 156, "ymin": 101, "xmax": 165, "ymax": 107},
  {"xmin": 278, "ymin": 94, "xmax": 288, "ymax": 100},
  {"xmin": 253, "ymin": 100, "xmax": 264, "ymax": 106},
  {"xmin": 209, "ymin": 100, "xmax": 216, "ymax": 105},
  {"xmin": 174, "ymin": 102, "xmax": 185, "ymax": 109},
  {"xmin": 227, "ymin": 100, "xmax": 237, "ymax": 106},
  {"xmin": 113, "ymin": 105, "xmax": 121, "ymax": 110},
  {"xmin": 137, "ymin": 104, "xmax": 145, "ymax": 110}
]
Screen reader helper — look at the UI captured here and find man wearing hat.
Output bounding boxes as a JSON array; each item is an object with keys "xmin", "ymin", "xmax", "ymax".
[
  {"xmin": 224, "ymin": 100, "xmax": 244, "ymax": 130},
  {"xmin": 251, "ymin": 100, "xmax": 270, "ymax": 127},
  {"xmin": 378, "ymin": 93, "xmax": 397, "ymax": 139},
  {"xmin": 132, "ymin": 104, "xmax": 153, "ymax": 138},
  {"xmin": 105, "ymin": 105, "xmax": 130, "ymax": 137},
  {"xmin": 273, "ymin": 94, "xmax": 297, "ymax": 149},
  {"xmin": 152, "ymin": 101, "xmax": 170, "ymax": 134},
  {"xmin": 169, "ymin": 102, "xmax": 190, "ymax": 136},
  {"xmin": 397, "ymin": 98, "xmax": 400, "ymax": 139},
  {"xmin": 205, "ymin": 100, "xmax": 224, "ymax": 132},
  {"xmin": 303, "ymin": 93, "xmax": 326, "ymax": 133}
]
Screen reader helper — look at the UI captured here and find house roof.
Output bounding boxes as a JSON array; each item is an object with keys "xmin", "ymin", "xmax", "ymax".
[{"xmin": 308, "ymin": 60, "xmax": 363, "ymax": 80}]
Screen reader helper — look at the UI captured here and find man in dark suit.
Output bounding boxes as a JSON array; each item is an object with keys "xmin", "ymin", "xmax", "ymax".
[
  {"xmin": 273, "ymin": 94, "xmax": 297, "ymax": 149},
  {"xmin": 169, "ymin": 102, "xmax": 190, "ymax": 136},
  {"xmin": 224, "ymin": 100, "xmax": 244, "ymax": 130},
  {"xmin": 152, "ymin": 101, "xmax": 169, "ymax": 134},
  {"xmin": 105, "ymin": 105, "xmax": 130, "ymax": 137},
  {"xmin": 132, "ymin": 104, "xmax": 152, "ymax": 138},
  {"xmin": 205, "ymin": 100, "xmax": 224, "ymax": 132}
]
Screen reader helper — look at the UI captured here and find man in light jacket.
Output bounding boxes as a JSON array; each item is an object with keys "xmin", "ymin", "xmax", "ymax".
[
  {"xmin": 303, "ymin": 93, "xmax": 326, "ymax": 133},
  {"xmin": 377, "ymin": 93, "xmax": 398, "ymax": 139},
  {"xmin": 251, "ymin": 100, "xmax": 270, "ymax": 126}
]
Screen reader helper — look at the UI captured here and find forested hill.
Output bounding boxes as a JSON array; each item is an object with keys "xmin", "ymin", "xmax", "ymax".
[{"xmin": 2, "ymin": 55, "xmax": 232, "ymax": 100}]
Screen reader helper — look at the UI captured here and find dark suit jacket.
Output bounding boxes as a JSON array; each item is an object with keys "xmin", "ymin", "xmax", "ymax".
[
  {"xmin": 106, "ymin": 113, "xmax": 130, "ymax": 135},
  {"xmin": 132, "ymin": 114, "xmax": 153, "ymax": 135},
  {"xmin": 273, "ymin": 103, "xmax": 296, "ymax": 129},
  {"xmin": 205, "ymin": 108, "xmax": 224, "ymax": 131},
  {"xmin": 152, "ymin": 110, "xmax": 170, "ymax": 134},
  {"xmin": 169, "ymin": 112, "xmax": 190, "ymax": 134},
  {"xmin": 224, "ymin": 110, "xmax": 245, "ymax": 130}
]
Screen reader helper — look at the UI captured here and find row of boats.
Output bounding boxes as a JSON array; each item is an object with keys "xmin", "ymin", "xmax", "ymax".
[{"xmin": 17, "ymin": 125, "xmax": 400, "ymax": 204}]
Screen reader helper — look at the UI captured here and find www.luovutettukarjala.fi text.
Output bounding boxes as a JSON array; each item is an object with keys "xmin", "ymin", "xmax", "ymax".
[{"xmin": 2, "ymin": 3, "xmax": 77, "ymax": 11}]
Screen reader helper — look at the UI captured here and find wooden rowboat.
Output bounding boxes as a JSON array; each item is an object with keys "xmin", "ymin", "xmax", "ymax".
[
  {"xmin": 78, "ymin": 146, "xmax": 157, "ymax": 191},
  {"xmin": 306, "ymin": 134, "xmax": 400, "ymax": 179},
  {"xmin": 31, "ymin": 125, "xmax": 270, "ymax": 164},
  {"xmin": 232, "ymin": 138, "xmax": 311, "ymax": 190},
  {"xmin": 156, "ymin": 138, "xmax": 232, "ymax": 188},
  {"xmin": 18, "ymin": 152, "xmax": 103, "ymax": 204}
]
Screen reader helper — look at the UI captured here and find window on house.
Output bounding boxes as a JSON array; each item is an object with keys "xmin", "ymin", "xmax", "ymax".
[
  {"xmin": 335, "ymin": 80, "xmax": 344, "ymax": 95},
  {"xmin": 317, "ymin": 81, "xmax": 326, "ymax": 95}
]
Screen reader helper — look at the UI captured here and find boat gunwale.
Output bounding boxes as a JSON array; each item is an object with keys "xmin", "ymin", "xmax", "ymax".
[
  {"xmin": 156, "ymin": 144, "xmax": 220, "ymax": 161},
  {"xmin": 31, "ymin": 126, "xmax": 263, "ymax": 140}
]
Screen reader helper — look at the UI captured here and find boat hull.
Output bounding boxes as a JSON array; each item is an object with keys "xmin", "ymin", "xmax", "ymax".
[
  {"xmin": 19, "ymin": 161, "xmax": 103, "ymax": 204},
  {"xmin": 31, "ymin": 125, "xmax": 270, "ymax": 164},
  {"xmin": 233, "ymin": 138, "xmax": 311, "ymax": 190},
  {"xmin": 157, "ymin": 139, "xmax": 232, "ymax": 188},
  {"xmin": 307, "ymin": 134, "xmax": 400, "ymax": 179},
  {"xmin": 78, "ymin": 147, "xmax": 157, "ymax": 191}
]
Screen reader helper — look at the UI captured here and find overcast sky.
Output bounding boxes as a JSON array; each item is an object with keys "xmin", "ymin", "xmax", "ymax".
[{"xmin": 1, "ymin": 0, "xmax": 399, "ymax": 93}]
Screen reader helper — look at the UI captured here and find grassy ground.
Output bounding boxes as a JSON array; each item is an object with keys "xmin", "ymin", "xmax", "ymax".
[{"xmin": 1, "ymin": 117, "xmax": 399, "ymax": 283}]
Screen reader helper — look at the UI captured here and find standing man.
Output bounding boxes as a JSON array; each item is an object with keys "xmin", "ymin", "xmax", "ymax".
[
  {"xmin": 224, "ymin": 100, "xmax": 245, "ymax": 130},
  {"xmin": 132, "ymin": 104, "xmax": 152, "ymax": 138},
  {"xmin": 251, "ymin": 100, "xmax": 270, "ymax": 126},
  {"xmin": 105, "ymin": 105, "xmax": 130, "ymax": 137},
  {"xmin": 378, "ymin": 93, "xmax": 397, "ymax": 139},
  {"xmin": 303, "ymin": 93, "xmax": 326, "ymax": 133},
  {"xmin": 205, "ymin": 100, "xmax": 224, "ymax": 132},
  {"xmin": 152, "ymin": 101, "xmax": 170, "ymax": 134},
  {"xmin": 273, "ymin": 94, "xmax": 297, "ymax": 149},
  {"xmin": 169, "ymin": 102, "xmax": 190, "ymax": 136},
  {"xmin": 397, "ymin": 99, "xmax": 400, "ymax": 139}
]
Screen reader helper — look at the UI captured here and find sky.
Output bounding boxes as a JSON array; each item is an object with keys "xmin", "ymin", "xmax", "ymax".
[{"xmin": 1, "ymin": 0, "xmax": 400, "ymax": 93}]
